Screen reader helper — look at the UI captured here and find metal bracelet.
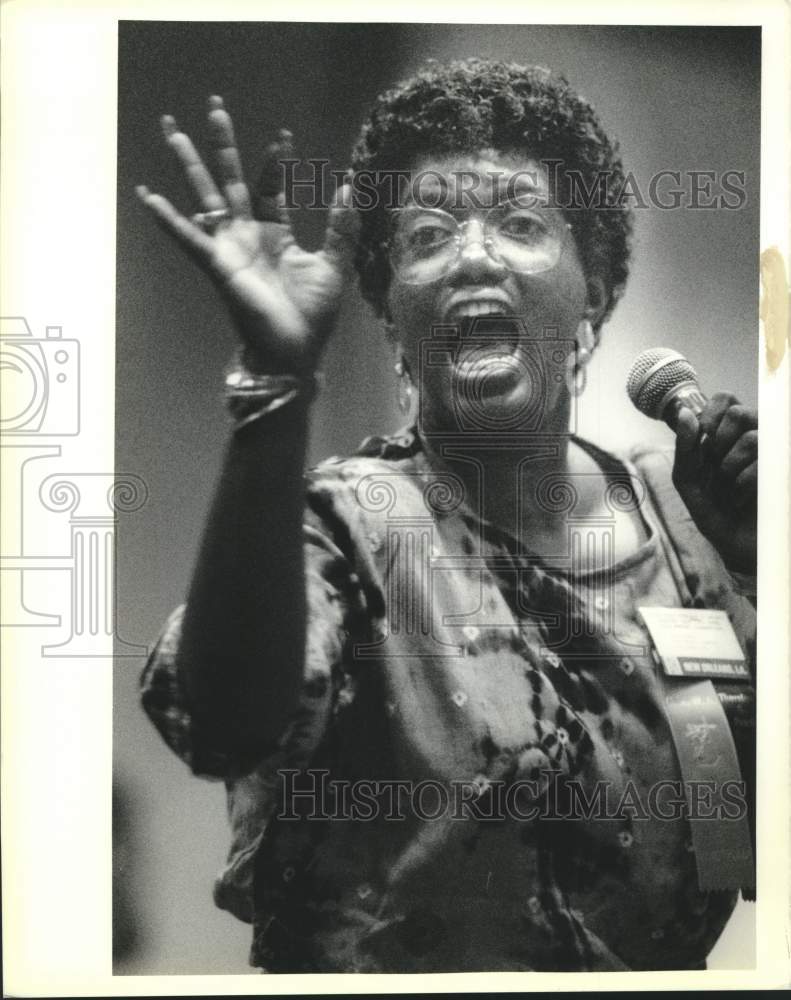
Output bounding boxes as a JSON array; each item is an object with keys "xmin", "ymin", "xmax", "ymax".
[{"xmin": 224, "ymin": 364, "xmax": 319, "ymax": 431}]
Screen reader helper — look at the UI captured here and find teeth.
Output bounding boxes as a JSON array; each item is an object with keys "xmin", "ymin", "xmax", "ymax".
[{"xmin": 448, "ymin": 300, "xmax": 508, "ymax": 320}]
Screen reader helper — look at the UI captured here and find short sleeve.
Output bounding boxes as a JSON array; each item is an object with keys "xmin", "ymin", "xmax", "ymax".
[{"xmin": 140, "ymin": 486, "xmax": 369, "ymax": 781}]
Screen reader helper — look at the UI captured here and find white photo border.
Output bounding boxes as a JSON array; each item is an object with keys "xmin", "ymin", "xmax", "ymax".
[{"xmin": 1, "ymin": 0, "xmax": 788, "ymax": 993}]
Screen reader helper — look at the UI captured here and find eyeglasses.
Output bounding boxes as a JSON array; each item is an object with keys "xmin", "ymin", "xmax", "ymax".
[{"xmin": 388, "ymin": 205, "xmax": 572, "ymax": 285}]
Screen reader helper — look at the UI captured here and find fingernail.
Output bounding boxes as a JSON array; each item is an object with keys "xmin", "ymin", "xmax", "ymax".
[
  {"xmin": 208, "ymin": 95, "xmax": 224, "ymax": 110},
  {"xmin": 135, "ymin": 184, "xmax": 149, "ymax": 199},
  {"xmin": 161, "ymin": 115, "xmax": 178, "ymax": 136}
]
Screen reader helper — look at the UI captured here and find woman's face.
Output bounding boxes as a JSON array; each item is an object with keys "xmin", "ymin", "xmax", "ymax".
[{"xmin": 385, "ymin": 152, "xmax": 603, "ymax": 437}]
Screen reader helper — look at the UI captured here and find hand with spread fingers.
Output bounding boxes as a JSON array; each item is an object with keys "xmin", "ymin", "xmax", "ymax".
[
  {"xmin": 136, "ymin": 96, "xmax": 359, "ymax": 374},
  {"xmin": 672, "ymin": 393, "xmax": 758, "ymax": 575}
]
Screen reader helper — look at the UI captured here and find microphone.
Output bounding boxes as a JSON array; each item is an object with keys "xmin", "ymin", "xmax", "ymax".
[{"xmin": 626, "ymin": 348, "xmax": 708, "ymax": 431}]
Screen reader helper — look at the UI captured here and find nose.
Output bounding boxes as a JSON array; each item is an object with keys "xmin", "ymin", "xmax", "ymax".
[{"xmin": 449, "ymin": 219, "xmax": 506, "ymax": 282}]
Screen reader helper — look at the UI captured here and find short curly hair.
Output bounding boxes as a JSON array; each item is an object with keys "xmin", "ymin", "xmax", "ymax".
[{"xmin": 350, "ymin": 57, "xmax": 633, "ymax": 330}]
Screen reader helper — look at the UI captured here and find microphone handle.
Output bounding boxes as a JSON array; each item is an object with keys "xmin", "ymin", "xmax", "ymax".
[{"xmin": 659, "ymin": 380, "xmax": 708, "ymax": 431}]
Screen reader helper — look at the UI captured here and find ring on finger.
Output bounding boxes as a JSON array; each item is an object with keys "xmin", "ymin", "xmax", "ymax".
[{"xmin": 191, "ymin": 207, "xmax": 232, "ymax": 231}]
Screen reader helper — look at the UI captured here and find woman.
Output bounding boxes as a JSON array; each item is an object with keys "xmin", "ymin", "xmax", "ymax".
[{"xmin": 138, "ymin": 59, "xmax": 757, "ymax": 972}]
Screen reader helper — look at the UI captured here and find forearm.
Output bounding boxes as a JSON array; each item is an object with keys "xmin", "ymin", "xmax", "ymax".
[
  {"xmin": 136, "ymin": 96, "xmax": 357, "ymax": 762},
  {"xmin": 177, "ymin": 399, "xmax": 310, "ymax": 759}
]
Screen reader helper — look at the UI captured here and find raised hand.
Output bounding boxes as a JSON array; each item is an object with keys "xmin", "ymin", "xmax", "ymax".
[
  {"xmin": 136, "ymin": 96, "xmax": 359, "ymax": 374},
  {"xmin": 672, "ymin": 393, "xmax": 758, "ymax": 575}
]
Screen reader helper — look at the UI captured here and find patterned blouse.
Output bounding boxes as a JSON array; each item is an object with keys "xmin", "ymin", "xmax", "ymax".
[{"xmin": 141, "ymin": 426, "xmax": 755, "ymax": 973}]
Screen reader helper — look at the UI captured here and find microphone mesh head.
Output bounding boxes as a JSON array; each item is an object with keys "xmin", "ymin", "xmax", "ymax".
[{"xmin": 626, "ymin": 348, "xmax": 698, "ymax": 419}]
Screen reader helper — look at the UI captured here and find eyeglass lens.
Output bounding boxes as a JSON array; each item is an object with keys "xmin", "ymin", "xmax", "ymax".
[{"xmin": 391, "ymin": 206, "xmax": 567, "ymax": 284}]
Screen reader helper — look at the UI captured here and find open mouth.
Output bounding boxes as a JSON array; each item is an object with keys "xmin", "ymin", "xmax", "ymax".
[
  {"xmin": 452, "ymin": 315, "xmax": 525, "ymax": 396},
  {"xmin": 439, "ymin": 296, "xmax": 529, "ymax": 398}
]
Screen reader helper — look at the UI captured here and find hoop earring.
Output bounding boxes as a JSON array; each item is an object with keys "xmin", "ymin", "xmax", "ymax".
[
  {"xmin": 577, "ymin": 317, "xmax": 596, "ymax": 355},
  {"xmin": 568, "ymin": 359, "xmax": 588, "ymax": 397},
  {"xmin": 394, "ymin": 357, "xmax": 413, "ymax": 415},
  {"xmin": 566, "ymin": 318, "xmax": 595, "ymax": 398}
]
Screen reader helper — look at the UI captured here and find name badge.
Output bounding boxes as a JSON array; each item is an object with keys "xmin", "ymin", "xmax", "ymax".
[{"xmin": 638, "ymin": 606, "xmax": 749, "ymax": 679}]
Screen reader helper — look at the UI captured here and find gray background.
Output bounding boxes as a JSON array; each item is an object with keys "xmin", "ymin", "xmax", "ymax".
[{"xmin": 115, "ymin": 22, "xmax": 760, "ymax": 973}]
